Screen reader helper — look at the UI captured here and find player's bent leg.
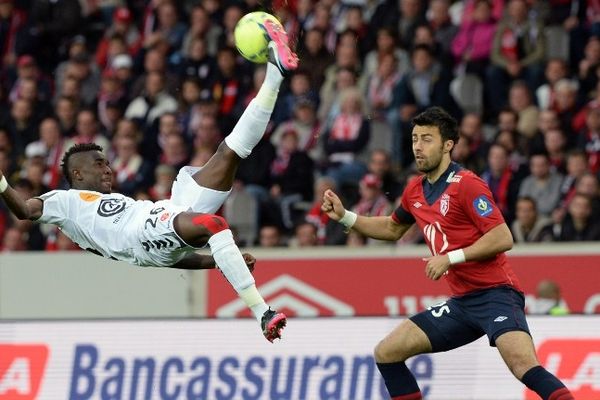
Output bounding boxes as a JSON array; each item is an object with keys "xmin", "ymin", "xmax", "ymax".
[
  {"xmin": 374, "ymin": 320, "xmax": 431, "ymax": 400},
  {"xmin": 174, "ymin": 212, "xmax": 286, "ymax": 342},
  {"xmin": 496, "ymin": 331, "xmax": 574, "ymax": 400}
]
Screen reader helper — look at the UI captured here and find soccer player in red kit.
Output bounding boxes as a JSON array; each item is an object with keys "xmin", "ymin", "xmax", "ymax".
[{"xmin": 322, "ymin": 107, "xmax": 574, "ymax": 400}]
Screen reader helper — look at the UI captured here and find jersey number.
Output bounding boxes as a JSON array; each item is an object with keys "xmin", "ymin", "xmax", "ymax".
[
  {"xmin": 427, "ymin": 301, "xmax": 450, "ymax": 317},
  {"xmin": 144, "ymin": 207, "xmax": 165, "ymax": 230}
]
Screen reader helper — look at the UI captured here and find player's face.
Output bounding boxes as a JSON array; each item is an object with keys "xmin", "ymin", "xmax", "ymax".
[
  {"xmin": 72, "ymin": 151, "xmax": 113, "ymax": 193},
  {"xmin": 412, "ymin": 125, "xmax": 445, "ymax": 173}
]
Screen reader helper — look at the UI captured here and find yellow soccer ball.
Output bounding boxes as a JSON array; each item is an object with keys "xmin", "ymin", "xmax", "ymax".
[{"xmin": 234, "ymin": 12, "xmax": 283, "ymax": 64}]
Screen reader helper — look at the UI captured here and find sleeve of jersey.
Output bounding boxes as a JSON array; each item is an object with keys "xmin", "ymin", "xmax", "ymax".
[
  {"xmin": 461, "ymin": 175, "xmax": 505, "ymax": 234},
  {"xmin": 35, "ymin": 191, "xmax": 67, "ymax": 226},
  {"xmin": 392, "ymin": 191, "xmax": 416, "ymax": 225}
]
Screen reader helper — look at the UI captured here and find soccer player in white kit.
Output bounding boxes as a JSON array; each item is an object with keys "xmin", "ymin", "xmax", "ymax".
[{"xmin": 0, "ymin": 21, "xmax": 298, "ymax": 342}]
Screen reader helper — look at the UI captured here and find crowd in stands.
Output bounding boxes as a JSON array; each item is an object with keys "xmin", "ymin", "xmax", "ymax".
[{"xmin": 1, "ymin": 0, "xmax": 600, "ymax": 252}]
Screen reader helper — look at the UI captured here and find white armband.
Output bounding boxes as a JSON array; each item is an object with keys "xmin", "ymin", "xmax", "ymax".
[
  {"xmin": 0, "ymin": 176, "xmax": 7, "ymax": 193},
  {"xmin": 447, "ymin": 249, "xmax": 466, "ymax": 265},
  {"xmin": 339, "ymin": 210, "xmax": 357, "ymax": 230}
]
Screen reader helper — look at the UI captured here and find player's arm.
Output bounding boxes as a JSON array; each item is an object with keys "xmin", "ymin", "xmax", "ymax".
[
  {"xmin": 322, "ymin": 189, "xmax": 412, "ymax": 240},
  {"xmin": 0, "ymin": 172, "xmax": 43, "ymax": 220},
  {"xmin": 461, "ymin": 223, "xmax": 513, "ymax": 262},
  {"xmin": 169, "ymin": 252, "xmax": 256, "ymax": 272}
]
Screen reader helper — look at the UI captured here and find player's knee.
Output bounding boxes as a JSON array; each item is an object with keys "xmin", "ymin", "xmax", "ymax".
[
  {"xmin": 374, "ymin": 340, "xmax": 405, "ymax": 363},
  {"xmin": 191, "ymin": 214, "xmax": 229, "ymax": 235}
]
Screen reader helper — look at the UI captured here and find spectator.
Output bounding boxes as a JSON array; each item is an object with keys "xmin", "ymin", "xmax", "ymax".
[
  {"xmin": 553, "ymin": 193, "xmax": 600, "ymax": 241},
  {"xmin": 574, "ymin": 173, "xmax": 600, "ymax": 219},
  {"xmin": 487, "ymin": 0, "xmax": 545, "ymax": 113},
  {"xmin": 111, "ymin": 134, "xmax": 152, "ymax": 197},
  {"xmin": 25, "ymin": 117, "xmax": 72, "ymax": 189},
  {"xmin": 304, "ymin": 176, "xmax": 345, "ymax": 245},
  {"xmin": 1, "ymin": 227, "xmax": 27, "ymax": 252},
  {"xmin": 531, "ymin": 280, "xmax": 569, "ymax": 315},
  {"xmin": 553, "ymin": 79, "xmax": 581, "ymax": 138},
  {"xmin": 536, "ymin": 58, "xmax": 569, "ymax": 111},
  {"xmin": 147, "ymin": 164, "xmax": 176, "ymax": 201},
  {"xmin": 366, "ymin": 53, "xmax": 404, "ymax": 122},
  {"xmin": 428, "ymin": 0, "xmax": 458, "ymax": 55},
  {"xmin": 289, "ymin": 222, "xmax": 319, "ymax": 247},
  {"xmin": 272, "ymin": 70, "xmax": 318, "ymax": 126},
  {"xmin": 179, "ymin": 36, "xmax": 217, "ymax": 89},
  {"xmin": 511, "ymin": 196, "xmax": 553, "ymax": 242},
  {"xmin": 322, "ymin": 88, "xmax": 370, "ymax": 187},
  {"xmin": 577, "ymin": 106, "xmax": 600, "ymax": 174},
  {"xmin": 451, "ymin": 0, "xmax": 497, "ymax": 76},
  {"xmin": 296, "ymin": 28, "xmax": 335, "ymax": 90},
  {"xmin": 508, "ymin": 81, "xmax": 539, "ymax": 139},
  {"xmin": 271, "ymin": 97, "xmax": 322, "ymax": 161},
  {"xmin": 72, "ymin": 109, "xmax": 110, "ymax": 151},
  {"xmin": 54, "ymin": 95, "xmax": 78, "ymax": 137},
  {"xmin": 181, "ymin": 5, "xmax": 221, "ymax": 57},
  {"xmin": 481, "ymin": 143, "xmax": 523, "ymax": 222},
  {"xmin": 95, "ymin": 7, "xmax": 142, "ymax": 69},
  {"xmin": 5, "ymin": 98, "xmax": 36, "ymax": 154},
  {"xmin": 366, "ymin": 149, "xmax": 403, "ymax": 202},
  {"xmin": 352, "ymin": 173, "xmax": 393, "ymax": 245},
  {"xmin": 268, "ymin": 130, "xmax": 314, "ymax": 230},
  {"xmin": 125, "ymin": 71, "xmax": 178, "ymax": 131},
  {"xmin": 259, "ymin": 225, "xmax": 284, "ymax": 247},
  {"xmin": 519, "ymin": 153, "xmax": 564, "ymax": 217},
  {"xmin": 363, "ymin": 27, "xmax": 409, "ymax": 83}
]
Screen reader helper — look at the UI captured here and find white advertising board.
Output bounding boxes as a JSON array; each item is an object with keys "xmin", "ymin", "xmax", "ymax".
[{"xmin": 0, "ymin": 317, "xmax": 598, "ymax": 400}]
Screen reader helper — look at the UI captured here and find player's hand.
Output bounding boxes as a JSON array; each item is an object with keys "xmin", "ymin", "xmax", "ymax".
[
  {"xmin": 321, "ymin": 189, "xmax": 345, "ymax": 221},
  {"xmin": 422, "ymin": 255, "xmax": 451, "ymax": 280},
  {"xmin": 242, "ymin": 253, "xmax": 256, "ymax": 273}
]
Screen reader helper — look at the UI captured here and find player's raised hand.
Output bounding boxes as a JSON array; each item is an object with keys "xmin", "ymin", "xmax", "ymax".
[
  {"xmin": 321, "ymin": 189, "xmax": 345, "ymax": 221},
  {"xmin": 422, "ymin": 255, "xmax": 451, "ymax": 280}
]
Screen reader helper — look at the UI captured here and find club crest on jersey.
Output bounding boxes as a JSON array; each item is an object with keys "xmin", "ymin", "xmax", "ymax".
[
  {"xmin": 97, "ymin": 198, "xmax": 126, "ymax": 217},
  {"xmin": 473, "ymin": 195, "xmax": 493, "ymax": 217},
  {"xmin": 440, "ymin": 193, "xmax": 450, "ymax": 216}
]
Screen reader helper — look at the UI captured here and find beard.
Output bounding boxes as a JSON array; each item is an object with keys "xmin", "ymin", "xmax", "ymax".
[{"xmin": 415, "ymin": 146, "xmax": 444, "ymax": 173}]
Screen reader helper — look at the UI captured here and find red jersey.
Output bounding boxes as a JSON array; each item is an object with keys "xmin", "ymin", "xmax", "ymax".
[{"xmin": 392, "ymin": 163, "xmax": 522, "ymax": 296}]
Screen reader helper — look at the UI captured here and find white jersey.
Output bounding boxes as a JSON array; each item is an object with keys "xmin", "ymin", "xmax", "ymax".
[{"xmin": 36, "ymin": 189, "xmax": 191, "ymax": 266}]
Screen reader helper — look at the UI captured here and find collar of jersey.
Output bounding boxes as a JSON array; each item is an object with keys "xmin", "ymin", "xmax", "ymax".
[{"xmin": 421, "ymin": 162, "xmax": 463, "ymax": 206}]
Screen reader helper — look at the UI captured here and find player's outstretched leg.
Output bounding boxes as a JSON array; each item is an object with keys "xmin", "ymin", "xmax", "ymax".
[
  {"xmin": 192, "ymin": 24, "xmax": 299, "ymax": 193},
  {"xmin": 178, "ymin": 213, "xmax": 286, "ymax": 342}
]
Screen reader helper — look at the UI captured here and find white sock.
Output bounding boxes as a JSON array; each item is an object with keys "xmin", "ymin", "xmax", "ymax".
[
  {"xmin": 224, "ymin": 63, "xmax": 283, "ymax": 158},
  {"xmin": 208, "ymin": 230, "xmax": 268, "ymax": 321}
]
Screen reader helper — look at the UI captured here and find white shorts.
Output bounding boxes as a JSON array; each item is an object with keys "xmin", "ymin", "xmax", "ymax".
[
  {"xmin": 131, "ymin": 167, "xmax": 231, "ymax": 267},
  {"xmin": 170, "ymin": 166, "xmax": 231, "ymax": 214}
]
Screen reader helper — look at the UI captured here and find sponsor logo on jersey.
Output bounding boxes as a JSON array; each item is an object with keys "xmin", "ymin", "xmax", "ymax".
[
  {"xmin": 440, "ymin": 194, "xmax": 450, "ymax": 216},
  {"xmin": 0, "ymin": 344, "xmax": 49, "ymax": 400},
  {"xmin": 97, "ymin": 198, "xmax": 126, "ymax": 217},
  {"xmin": 446, "ymin": 171, "xmax": 463, "ymax": 183},
  {"xmin": 160, "ymin": 212, "xmax": 171, "ymax": 222},
  {"xmin": 526, "ymin": 339, "xmax": 600, "ymax": 399},
  {"xmin": 493, "ymin": 316, "xmax": 508, "ymax": 322},
  {"xmin": 473, "ymin": 195, "xmax": 493, "ymax": 217},
  {"xmin": 79, "ymin": 192, "xmax": 101, "ymax": 202},
  {"xmin": 413, "ymin": 201, "xmax": 422, "ymax": 208}
]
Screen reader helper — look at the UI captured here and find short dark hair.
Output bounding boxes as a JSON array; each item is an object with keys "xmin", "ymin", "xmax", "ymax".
[
  {"xmin": 412, "ymin": 107, "xmax": 459, "ymax": 145},
  {"xmin": 61, "ymin": 143, "xmax": 104, "ymax": 185}
]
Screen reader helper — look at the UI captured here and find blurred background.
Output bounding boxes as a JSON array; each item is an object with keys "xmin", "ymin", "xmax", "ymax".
[{"xmin": 0, "ymin": 0, "xmax": 599, "ymax": 399}]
